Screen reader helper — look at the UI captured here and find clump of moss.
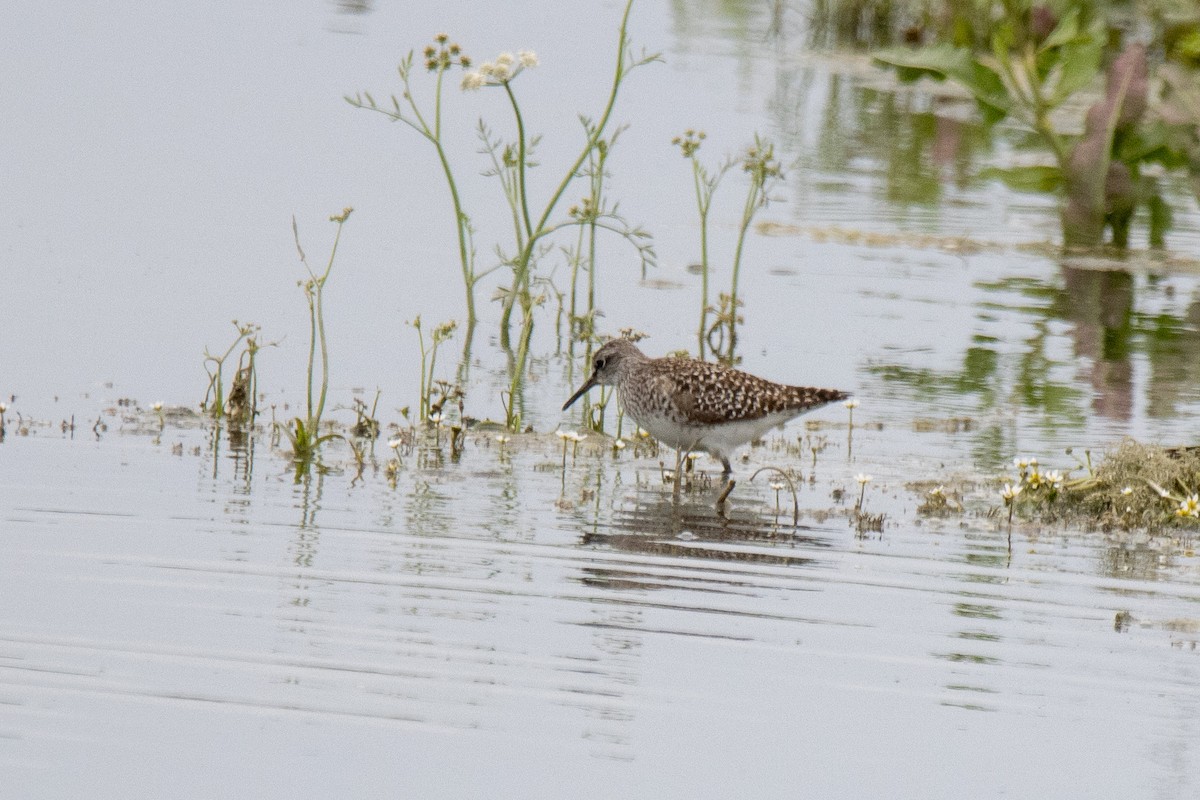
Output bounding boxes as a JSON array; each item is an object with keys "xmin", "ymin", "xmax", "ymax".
[{"xmin": 1057, "ymin": 440, "xmax": 1200, "ymax": 532}]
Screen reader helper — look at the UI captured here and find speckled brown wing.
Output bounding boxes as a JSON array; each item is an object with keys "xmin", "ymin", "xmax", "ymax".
[{"xmin": 652, "ymin": 358, "xmax": 848, "ymax": 425}]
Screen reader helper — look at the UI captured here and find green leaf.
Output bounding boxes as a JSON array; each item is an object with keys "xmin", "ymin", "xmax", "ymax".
[
  {"xmin": 967, "ymin": 61, "xmax": 1011, "ymax": 121},
  {"xmin": 872, "ymin": 44, "xmax": 974, "ymax": 84},
  {"xmin": 1048, "ymin": 38, "xmax": 1103, "ymax": 106},
  {"xmin": 980, "ymin": 165, "xmax": 1064, "ymax": 193},
  {"xmin": 1038, "ymin": 6, "xmax": 1081, "ymax": 52},
  {"xmin": 874, "ymin": 45, "xmax": 1010, "ymax": 123},
  {"xmin": 1116, "ymin": 123, "xmax": 1179, "ymax": 168}
]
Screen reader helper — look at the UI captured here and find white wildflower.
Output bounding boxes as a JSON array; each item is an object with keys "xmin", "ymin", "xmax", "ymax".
[
  {"xmin": 518, "ymin": 49, "xmax": 539, "ymax": 68},
  {"xmin": 1001, "ymin": 483, "xmax": 1022, "ymax": 501},
  {"xmin": 854, "ymin": 473, "xmax": 872, "ymax": 485},
  {"xmin": 1177, "ymin": 494, "xmax": 1200, "ymax": 519},
  {"xmin": 1026, "ymin": 468, "xmax": 1043, "ymax": 489},
  {"xmin": 461, "ymin": 71, "xmax": 485, "ymax": 91}
]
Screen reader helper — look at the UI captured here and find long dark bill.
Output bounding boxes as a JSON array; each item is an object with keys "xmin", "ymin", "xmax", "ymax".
[{"xmin": 562, "ymin": 375, "xmax": 598, "ymax": 411}]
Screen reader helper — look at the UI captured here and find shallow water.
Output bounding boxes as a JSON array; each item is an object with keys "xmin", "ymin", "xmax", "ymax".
[
  {"xmin": 4, "ymin": 425, "xmax": 1200, "ymax": 798},
  {"xmin": 3, "ymin": 0, "xmax": 1200, "ymax": 797}
]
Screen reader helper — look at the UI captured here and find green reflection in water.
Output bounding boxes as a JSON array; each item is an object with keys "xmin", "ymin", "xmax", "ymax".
[{"xmin": 871, "ymin": 261, "xmax": 1200, "ymax": 468}]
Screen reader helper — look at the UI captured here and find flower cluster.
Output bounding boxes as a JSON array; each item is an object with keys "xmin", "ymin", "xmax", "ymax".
[
  {"xmin": 423, "ymin": 33, "xmax": 470, "ymax": 73},
  {"xmin": 742, "ymin": 140, "xmax": 782, "ymax": 181},
  {"xmin": 1149, "ymin": 480, "xmax": 1200, "ymax": 521},
  {"xmin": 999, "ymin": 455, "xmax": 1071, "ymax": 521},
  {"xmin": 671, "ymin": 129, "xmax": 706, "ymax": 158},
  {"xmin": 1178, "ymin": 494, "xmax": 1200, "ymax": 519},
  {"xmin": 1010, "ymin": 456, "xmax": 1064, "ymax": 494},
  {"xmin": 461, "ymin": 50, "xmax": 538, "ymax": 90},
  {"xmin": 568, "ymin": 196, "xmax": 597, "ymax": 220}
]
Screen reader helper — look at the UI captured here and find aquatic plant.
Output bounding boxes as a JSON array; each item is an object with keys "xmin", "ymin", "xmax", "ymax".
[
  {"xmin": 701, "ymin": 135, "xmax": 782, "ymax": 364},
  {"xmin": 410, "ymin": 316, "xmax": 458, "ymax": 423},
  {"xmin": 672, "ymin": 129, "xmax": 732, "ymax": 360},
  {"xmin": 350, "ymin": 3, "xmax": 656, "ymax": 418},
  {"xmin": 1000, "ymin": 481, "xmax": 1024, "ymax": 525},
  {"xmin": 844, "ymin": 398, "xmax": 859, "ymax": 427},
  {"xmin": 916, "ymin": 484, "xmax": 963, "ymax": 516},
  {"xmin": 281, "ymin": 208, "xmax": 352, "ymax": 466},
  {"xmin": 202, "ymin": 320, "xmax": 265, "ymax": 424},
  {"xmin": 995, "ymin": 443, "xmax": 1200, "ymax": 531},
  {"xmin": 347, "ymin": 35, "xmax": 483, "ymax": 323},
  {"xmin": 556, "ymin": 428, "xmax": 586, "ymax": 469},
  {"xmin": 749, "ymin": 465, "xmax": 800, "ymax": 526},
  {"xmin": 349, "ymin": 393, "xmax": 382, "ymax": 440},
  {"xmin": 350, "ymin": 2, "xmax": 657, "ymax": 431},
  {"xmin": 470, "ymin": 7, "xmax": 657, "ymax": 428},
  {"xmin": 565, "ymin": 129, "xmax": 629, "ymax": 344},
  {"xmin": 874, "ymin": 3, "xmax": 1200, "ymax": 247},
  {"xmin": 854, "ymin": 471, "xmax": 872, "ymax": 501}
]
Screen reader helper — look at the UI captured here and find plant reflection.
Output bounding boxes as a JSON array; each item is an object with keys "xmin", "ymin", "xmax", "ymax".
[{"xmin": 869, "ymin": 260, "xmax": 1200, "ymax": 467}]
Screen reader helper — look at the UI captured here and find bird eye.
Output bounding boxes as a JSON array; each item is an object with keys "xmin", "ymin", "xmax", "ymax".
[{"xmin": 595, "ymin": 358, "xmax": 607, "ymax": 371}]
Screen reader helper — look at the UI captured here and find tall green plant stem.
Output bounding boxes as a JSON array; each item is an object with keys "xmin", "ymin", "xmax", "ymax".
[
  {"xmin": 302, "ymin": 213, "xmax": 348, "ymax": 428},
  {"xmin": 349, "ymin": 57, "xmax": 478, "ymax": 324},
  {"xmin": 729, "ymin": 180, "xmax": 761, "ymax": 333},
  {"xmin": 504, "ymin": 82, "xmax": 535, "ymax": 243},
  {"xmin": 425, "ymin": 68, "xmax": 477, "ymax": 324},
  {"xmin": 694, "ymin": 160, "xmax": 712, "ymax": 357},
  {"xmin": 1002, "ymin": 45, "xmax": 1068, "ymax": 168},
  {"xmin": 498, "ymin": 0, "xmax": 639, "ymax": 339}
]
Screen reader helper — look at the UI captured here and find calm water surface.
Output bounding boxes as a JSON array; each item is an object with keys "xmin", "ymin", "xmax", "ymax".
[{"xmin": 3, "ymin": 1, "xmax": 1200, "ymax": 797}]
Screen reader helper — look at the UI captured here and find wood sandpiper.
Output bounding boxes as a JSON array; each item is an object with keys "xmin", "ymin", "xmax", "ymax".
[{"xmin": 563, "ymin": 338, "xmax": 850, "ymax": 503}]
